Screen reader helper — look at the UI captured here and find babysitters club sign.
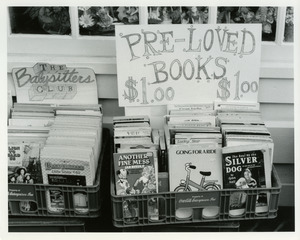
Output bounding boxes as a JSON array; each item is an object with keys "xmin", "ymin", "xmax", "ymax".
[
  {"xmin": 115, "ymin": 24, "xmax": 261, "ymax": 106},
  {"xmin": 12, "ymin": 63, "xmax": 98, "ymax": 104}
]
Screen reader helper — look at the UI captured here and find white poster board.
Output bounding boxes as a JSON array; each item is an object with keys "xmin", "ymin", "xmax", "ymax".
[
  {"xmin": 12, "ymin": 63, "xmax": 98, "ymax": 105},
  {"xmin": 116, "ymin": 24, "xmax": 261, "ymax": 107}
]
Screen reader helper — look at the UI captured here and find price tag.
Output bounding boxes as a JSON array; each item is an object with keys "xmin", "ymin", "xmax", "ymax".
[{"xmin": 115, "ymin": 24, "xmax": 261, "ymax": 106}]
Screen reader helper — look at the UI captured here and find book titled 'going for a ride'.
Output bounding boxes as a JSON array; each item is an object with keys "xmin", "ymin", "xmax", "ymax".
[{"xmin": 168, "ymin": 143, "xmax": 222, "ymax": 192}]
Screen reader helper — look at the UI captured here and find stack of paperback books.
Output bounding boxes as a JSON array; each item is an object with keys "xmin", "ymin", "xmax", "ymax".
[
  {"xmin": 113, "ymin": 116, "xmax": 159, "ymax": 195},
  {"xmin": 216, "ymin": 102, "xmax": 273, "ymax": 151},
  {"xmin": 165, "ymin": 104, "xmax": 223, "ymax": 189},
  {"xmin": 40, "ymin": 105, "xmax": 103, "ymax": 187},
  {"xmin": 166, "ymin": 104, "xmax": 222, "ymax": 146},
  {"xmin": 8, "ymin": 103, "xmax": 103, "ymax": 214},
  {"xmin": 113, "ymin": 116, "xmax": 161, "ymax": 222},
  {"xmin": 8, "ymin": 103, "xmax": 55, "ymax": 184},
  {"xmin": 114, "ymin": 116, "xmax": 154, "ymax": 148},
  {"xmin": 216, "ymin": 101, "xmax": 274, "ymax": 217},
  {"xmin": 9, "ymin": 103, "xmax": 55, "ymax": 127},
  {"xmin": 165, "ymin": 104, "xmax": 223, "ymax": 220},
  {"xmin": 8, "ymin": 104, "xmax": 103, "ymax": 187}
]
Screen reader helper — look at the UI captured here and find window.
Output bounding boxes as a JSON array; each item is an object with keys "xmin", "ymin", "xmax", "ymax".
[
  {"xmin": 7, "ymin": 6, "xmax": 294, "ymax": 77},
  {"xmin": 217, "ymin": 7, "xmax": 278, "ymax": 42},
  {"xmin": 284, "ymin": 7, "xmax": 294, "ymax": 42},
  {"xmin": 9, "ymin": 7, "xmax": 71, "ymax": 35},
  {"xmin": 147, "ymin": 6, "xmax": 209, "ymax": 24},
  {"xmin": 78, "ymin": 7, "xmax": 139, "ymax": 36}
]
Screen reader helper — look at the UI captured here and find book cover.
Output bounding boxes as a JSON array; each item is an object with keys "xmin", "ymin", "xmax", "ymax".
[
  {"xmin": 222, "ymin": 145, "xmax": 271, "ymax": 189},
  {"xmin": 168, "ymin": 143, "xmax": 222, "ymax": 192},
  {"xmin": 117, "ymin": 148, "xmax": 159, "ymax": 192},
  {"xmin": 8, "ymin": 142, "xmax": 43, "ymax": 184},
  {"xmin": 40, "ymin": 148, "xmax": 95, "ymax": 186},
  {"xmin": 113, "ymin": 151, "xmax": 158, "ymax": 195},
  {"xmin": 222, "ymin": 144, "xmax": 272, "ymax": 216}
]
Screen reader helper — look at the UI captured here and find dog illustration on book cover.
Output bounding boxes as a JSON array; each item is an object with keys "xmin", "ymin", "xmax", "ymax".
[{"xmin": 116, "ymin": 169, "xmax": 131, "ymax": 195}]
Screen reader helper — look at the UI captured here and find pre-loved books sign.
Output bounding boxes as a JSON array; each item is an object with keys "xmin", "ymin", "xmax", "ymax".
[
  {"xmin": 12, "ymin": 63, "xmax": 98, "ymax": 104},
  {"xmin": 115, "ymin": 24, "xmax": 261, "ymax": 106}
]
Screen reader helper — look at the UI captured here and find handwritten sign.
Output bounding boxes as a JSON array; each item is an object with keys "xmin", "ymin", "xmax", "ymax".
[
  {"xmin": 12, "ymin": 63, "xmax": 98, "ymax": 104},
  {"xmin": 115, "ymin": 24, "xmax": 261, "ymax": 106}
]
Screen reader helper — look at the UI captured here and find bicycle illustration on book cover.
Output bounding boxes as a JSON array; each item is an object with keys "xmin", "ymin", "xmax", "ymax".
[{"xmin": 174, "ymin": 162, "xmax": 221, "ymax": 192}]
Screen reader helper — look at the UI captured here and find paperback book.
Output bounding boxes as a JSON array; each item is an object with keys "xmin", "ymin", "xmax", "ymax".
[
  {"xmin": 113, "ymin": 151, "xmax": 158, "ymax": 196},
  {"xmin": 222, "ymin": 144, "xmax": 272, "ymax": 216},
  {"xmin": 8, "ymin": 142, "xmax": 43, "ymax": 184},
  {"xmin": 113, "ymin": 115, "xmax": 152, "ymax": 151},
  {"xmin": 168, "ymin": 143, "xmax": 223, "ymax": 192},
  {"xmin": 168, "ymin": 143, "xmax": 222, "ymax": 219}
]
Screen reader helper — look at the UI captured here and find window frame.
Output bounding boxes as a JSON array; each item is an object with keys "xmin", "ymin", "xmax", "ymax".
[{"xmin": 7, "ymin": 6, "xmax": 294, "ymax": 78}]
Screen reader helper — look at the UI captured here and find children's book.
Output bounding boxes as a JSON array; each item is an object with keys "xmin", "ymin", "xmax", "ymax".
[
  {"xmin": 168, "ymin": 143, "xmax": 222, "ymax": 192},
  {"xmin": 8, "ymin": 142, "xmax": 43, "ymax": 184},
  {"xmin": 113, "ymin": 151, "xmax": 158, "ymax": 195},
  {"xmin": 222, "ymin": 144, "xmax": 272, "ymax": 216},
  {"xmin": 40, "ymin": 146, "xmax": 95, "ymax": 186},
  {"xmin": 222, "ymin": 144, "xmax": 271, "ymax": 189}
]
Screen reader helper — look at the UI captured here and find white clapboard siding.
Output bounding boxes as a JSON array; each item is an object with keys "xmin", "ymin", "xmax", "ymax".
[
  {"xmin": 7, "ymin": 37, "xmax": 117, "ymax": 57},
  {"xmin": 7, "ymin": 54, "xmax": 293, "ymax": 79},
  {"xmin": 259, "ymin": 78, "xmax": 294, "ymax": 104},
  {"xmin": 7, "ymin": 73, "xmax": 294, "ymax": 104}
]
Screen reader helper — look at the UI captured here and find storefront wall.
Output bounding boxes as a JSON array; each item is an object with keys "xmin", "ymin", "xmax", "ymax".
[{"xmin": 7, "ymin": 6, "xmax": 294, "ymax": 205}]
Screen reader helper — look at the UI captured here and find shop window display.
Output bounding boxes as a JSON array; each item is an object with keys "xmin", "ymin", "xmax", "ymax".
[
  {"xmin": 78, "ymin": 7, "xmax": 139, "ymax": 36},
  {"xmin": 9, "ymin": 7, "xmax": 71, "ymax": 35},
  {"xmin": 148, "ymin": 6, "xmax": 209, "ymax": 24},
  {"xmin": 217, "ymin": 7, "xmax": 278, "ymax": 41}
]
